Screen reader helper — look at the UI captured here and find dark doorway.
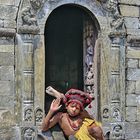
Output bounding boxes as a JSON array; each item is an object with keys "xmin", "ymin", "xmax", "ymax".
[{"xmin": 45, "ymin": 5, "xmax": 94, "ymax": 113}]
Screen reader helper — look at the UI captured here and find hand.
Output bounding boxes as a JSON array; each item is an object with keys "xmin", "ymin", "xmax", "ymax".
[{"xmin": 50, "ymin": 98, "xmax": 62, "ymax": 112}]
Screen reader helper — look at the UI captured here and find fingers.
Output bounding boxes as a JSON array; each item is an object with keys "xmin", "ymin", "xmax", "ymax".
[{"xmin": 51, "ymin": 98, "xmax": 61, "ymax": 107}]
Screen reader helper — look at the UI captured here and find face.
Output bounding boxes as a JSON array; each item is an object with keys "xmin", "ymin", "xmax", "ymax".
[{"xmin": 66, "ymin": 102, "xmax": 81, "ymax": 117}]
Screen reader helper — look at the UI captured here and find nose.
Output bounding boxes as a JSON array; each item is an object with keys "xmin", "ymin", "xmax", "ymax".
[{"xmin": 72, "ymin": 107, "xmax": 77, "ymax": 112}]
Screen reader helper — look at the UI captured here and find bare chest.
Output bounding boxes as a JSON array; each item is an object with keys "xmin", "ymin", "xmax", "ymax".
[{"xmin": 59, "ymin": 114, "xmax": 83, "ymax": 136}]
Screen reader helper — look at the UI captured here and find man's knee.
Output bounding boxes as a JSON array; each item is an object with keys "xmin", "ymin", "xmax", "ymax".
[{"xmin": 88, "ymin": 126, "xmax": 104, "ymax": 139}]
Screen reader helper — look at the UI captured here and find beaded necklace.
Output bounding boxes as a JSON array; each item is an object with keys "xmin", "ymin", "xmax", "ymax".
[{"xmin": 66, "ymin": 114, "xmax": 82, "ymax": 131}]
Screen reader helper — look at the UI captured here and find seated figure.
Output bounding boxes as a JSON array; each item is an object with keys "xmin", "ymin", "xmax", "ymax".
[{"xmin": 42, "ymin": 86, "xmax": 105, "ymax": 140}]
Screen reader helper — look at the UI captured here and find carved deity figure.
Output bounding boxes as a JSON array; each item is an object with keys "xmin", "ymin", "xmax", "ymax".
[
  {"xmin": 24, "ymin": 128, "xmax": 35, "ymax": 140},
  {"xmin": 24, "ymin": 108, "xmax": 33, "ymax": 122},
  {"xmin": 85, "ymin": 36, "xmax": 94, "ymax": 68},
  {"xmin": 85, "ymin": 64, "xmax": 94, "ymax": 94},
  {"xmin": 103, "ymin": 108, "xmax": 109, "ymax": 119},
  {"xmin": 35, "ymin": 109, "xmax": 43, "ymax": 122},
  {"xmin": 113, "ymin": 108, "xmax": 121, "ymax": 121},
  {"xmin": 112, "ymin": 125, "xmax": 122, "ymax": 139},
  {"xmin": 30, "ymin": 0, "xmax": 42, "ymax": 11},
  {"xmin": 21, "ymin": 7, "xmax": 37, "ymax": 26}
]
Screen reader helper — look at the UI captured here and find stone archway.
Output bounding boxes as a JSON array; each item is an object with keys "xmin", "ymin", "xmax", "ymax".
[
  {"xmin": 44, "ymin": 4, "xmax": 100, "ymax": 118},
  {"xmin": 16, "ymin": 0, "xmax": 126, "ymax": 139}
]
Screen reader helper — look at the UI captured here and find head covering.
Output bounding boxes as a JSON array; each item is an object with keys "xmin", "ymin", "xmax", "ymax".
[{"xmin": 63, "ymin": 89, "xmax": 94, "ymax": 110}]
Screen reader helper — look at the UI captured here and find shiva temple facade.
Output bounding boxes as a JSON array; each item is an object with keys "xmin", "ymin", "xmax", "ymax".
[{"xmin": 0, "ymin": 0, "xmax": 140, "ymax": 139}]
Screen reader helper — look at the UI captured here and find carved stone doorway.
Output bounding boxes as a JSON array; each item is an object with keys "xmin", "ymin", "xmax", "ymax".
[{"xmin": 44, "ymin": 5, "xmax": 99, "ymax": 117}]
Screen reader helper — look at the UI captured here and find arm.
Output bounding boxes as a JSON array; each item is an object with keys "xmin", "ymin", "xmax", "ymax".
[{"xmin": 42, "ymin": 98, "xmax": 62, "ymax": 131}]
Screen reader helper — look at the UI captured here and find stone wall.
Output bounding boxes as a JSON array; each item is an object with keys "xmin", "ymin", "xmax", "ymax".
[
  {"xmin": 119, "ymin": 0, "xmax": 140, "ymax": 139},
  {"xmin": 0, "ymin": 0, "xmax": 140, "ymax": 139}
]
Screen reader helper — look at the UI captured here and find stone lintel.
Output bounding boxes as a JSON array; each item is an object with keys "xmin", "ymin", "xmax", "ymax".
[{"xmin": 0, "ymin": 28, "xmax": 16, "ymax": 37}]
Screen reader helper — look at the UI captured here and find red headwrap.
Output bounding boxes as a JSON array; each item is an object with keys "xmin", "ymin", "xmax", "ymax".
[{"xmin": 63, "ymin": 89, "xmax": 94, "ymax": 110}]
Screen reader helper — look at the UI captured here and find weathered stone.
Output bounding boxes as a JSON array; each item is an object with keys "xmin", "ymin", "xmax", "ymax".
[
  {"xmin": 136, "ymin": 80, "xmax": 140, "ymax": 94},
  {"xmin": 126, "ymin": 81, "xmax": 136, "ymax": 94},
  {"xmin": 137, "ymin": 97, "xmax": 140, "ymax": 121},
  {"xmin": 0, "ymin": 95, "xmax": 14, "ymax": 108},
  {"xmin": 119, "ymin": 5, "xmax": 139, "ymax": 17},
  {"xmin": 0, "ymin": 28, "xmax": 16, "ymax": 37},
  {"xmin": 0, "ymin": 37, "xmax": 14, "ymax": 45},
  {"xmin": 4, "ymin": 20, "xmax": 16, "ymax": 28},
  {"xmin": 0, "ymin": 45, "xmax": 14, "ymax": 52},
  {"xmin": 127, "ymin": 35, "xmax": 140, "ymax": 43},
  {"xmin": 111, "ymin": 47, "xmax": 119, "ymax": 72},
  {"xmin": 23, "ymin": 73, "xmax": 34, "ymax": 100},
  {"xmin": 0, "ymin": 66, "xmax": 14, "ymax": 81},
  {"xmin": 0, "ymin": 52, "xmax": 14, "ymax": 66},
  {"xmin": 126, "ymin": 107, "xmax": 137, "ymax": 121},
  {"xmin": 0, "ymin": 81, "xmax": 14, "ymax": 95},
  {"xmin": 126, "ymin": 94, "xmax": 137, "ymax": 106},
  {"xmin": 0, "ymin": 5, "xmax": 18, "ymax": 20},
  {"xmin": 127, "ymin": 29, "xmax": 140, "ymax": 36},
  {"xmin": 120, "ymin": 0, "xmax": 140, "ymax": 5},
  {"xmin": 127, "ymin": 47, "xmax": 140, "ymax": 59},
  {"xmin": 125, "ymin": 122, "xmax": 140, "ymax": 139},
  {"xmin": 34, "ymin": 35, "xmax": 45, "ymax": 109},
  {"xmin": 0, "ymin": 0, "xmax": 140, "ymax": 139},
  {"xmin": 0, "ymin": 0, "xmax": 15, "ymax": 5},
  {"xmin": 127, "ymin": 68, "xmax": 140, "ymax": 81},
  {"xmin": 111, "ymin": 74, "xmax": 120, "ymax": 94},
  {"xmin": 124, "ymin": 17, "xmax": 139, "ymax": 29},
  {"xmin": 0, "ymin": 19, "xmax": 4, "ymax": 27},
  {"xmin": 23, "ymin": 52, "xmax": 34, "ymax": 71},
  {"xmin": 127, "ymin": 59, "xmax": 138, "ymax": 68}
]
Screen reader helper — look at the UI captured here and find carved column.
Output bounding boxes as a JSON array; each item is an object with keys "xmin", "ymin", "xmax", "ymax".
[{"xmin": 83, "ymin": 19, "xmax": 98, "ymax": 118}]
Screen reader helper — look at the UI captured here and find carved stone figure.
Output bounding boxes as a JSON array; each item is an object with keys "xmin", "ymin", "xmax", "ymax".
[
  {"xmin": 23, "ymin": 128, "xmax": 35, "ymax": 140},
  {"xmin": 30, "ymin": 0, "xmax": 43, "ymax": 11},
  {"xmin": 35, "ymin": 109, "xmax": 43, "ymax": 122},
  {"xmin": 24, "ymin": 108, "xmax": 33, "ymax": 122},
  {"xmin": 103, "ymin": 108, "xmax": 109, "ymax": 119},
  {"xmin": 112, "ymin": 125, "xmax": 123, "ymax": 139},
  {"xmin": 85, "ymin": 36, "xmax": 94, "ymax": 68},
  {"xmin": 85, "ymin": 64, "xmax": 94, "ymax": 94},
  {"xmin": 21, "ymin": 7, "xmax": 37, "ymax": 26},
  {"xmin": 112, "ymin": 108, "xmax": 121, "ymax": 121}
]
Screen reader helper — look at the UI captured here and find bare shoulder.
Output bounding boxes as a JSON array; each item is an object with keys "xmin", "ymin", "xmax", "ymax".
[{"xmin": 80, "ymin": 110, "xmax": 93, "ymax": 119}]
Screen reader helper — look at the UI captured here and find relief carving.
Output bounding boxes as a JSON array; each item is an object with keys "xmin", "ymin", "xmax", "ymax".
[
  {"xmin": 85, "ymin": 36, "xmax": 94, "ymax": 68},
  {"xmin": 23, "ymin": 128, "xmax": 35, "ymax": 140},
  {"xmin": 99, "ymin": 0, "xmax": 125, "ymax": 35},
  {"xmin": 85, "ymin": 35, "xmax": 94, "ymax": 94},
  {"xmin": 112, "ymin": 124, "xmax": 123, "ymax": 139},
  {"xmin": 30, "ymin": 0, "xmax": 43, "ymax": 11},
  {"xmin": 112, "ymin": 107, "xmax": 121, "ymax": 121},
  {"xmin": 24, "ymin": 108, "xmax": 33, "ymax": 122},
  {"xmin": 102, "ymin": 108, "xmax": 109, "ymax": 119},
  {"xmin": 35, "ymin": 108, "xmax": 43, "ymax": 123},
  {"xmin": 109, "ymin": 0, "xmax": 125, "ymax": 34},
  {"xmin": 21, "ymin": 7, "xmax": 37, "ymax": 26},
  {"xmin": 19, "ymin": 0, "xmax": 43, "ymax": 34}
]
